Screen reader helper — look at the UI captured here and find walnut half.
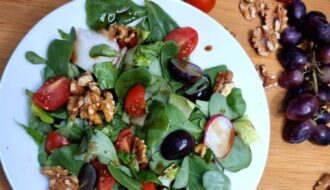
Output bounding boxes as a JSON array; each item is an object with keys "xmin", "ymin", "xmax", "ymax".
[
  {"xmin": 239, "ymin": 0, "xmax": 266, "ymax": 20},
  {"xmin": 314, "ymin": 173, "xmax": 330, "ymax": 190},
  {"xmin": 252, "ymin": 25, "xmax": 279, "ymax": 56},
  {"xmin": 265, "ymin": 4, "xmax": 288, "ymax": 32},
  {"xmin": 213, "ymin": 70, "xmax": 234, "ymax": 97},
  {"xmin": 41, "ymin": 166, "xmax": 79, "ymax": 190},
  {"xmin": 132, "ymin": 137, "xmax": 149, "ymax": 169}
]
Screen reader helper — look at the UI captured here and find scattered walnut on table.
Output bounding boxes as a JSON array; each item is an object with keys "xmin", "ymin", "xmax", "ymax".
[
  {"xmin": 132, "ymin": 137, "xmax": 149, "ymax": 169},
  {"xmin": 255, "ymin": 64, "xmax": 277, "ymax": 88},
  {"xmin": 213, "ymin": 70, "xmax": 234, "ymax": 97},
  {"xmin": 265, "ymin": 4, "xmax": 288, "ymax": 32},
  {"xmin": 252, "ymin": 25, "xmax": 279, "ymax": 56},
  {"xmin": 239, "ymin": 0, "xmax": 266, "ymax": 20},
  {"xmin": 41, "ymin": 166, "xmax": 79, "ymax": 190},
  {"xmin": 108, "ymin": 24, "xmax": 138, "ymax": 49},
  {"xmin": 314, "ymin": 173, "xmax": 330, "ymax": 190}
]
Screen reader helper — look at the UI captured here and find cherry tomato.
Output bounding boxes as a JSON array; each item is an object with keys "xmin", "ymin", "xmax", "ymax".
[
  {"xmin": 125, "ymin": 84, "xmax": 146, "ymax": 117},
  {"xmin": 45, "ymin": 132, "xmax": 70, "ymax": 153},
  {"xmin": 91, "ymin": 160, "xmax": 116, "ymax": 190},
  {"xmin": 143, "ymin": 182, "xmax": 157, "ymax": 190},
  {"xmin": 115, "ymin": 128, "xmax": 133, "ymax": 153},
  {"xmin": 32, "ymin": 76, "xmax": 71, "ymax": 111},
  {"xmin": 164, "ymin": 27, "xmax": 198, "ymax": 59},
  {"xmin": 185, "ymin": 0, "xmax": 216, "ymax": 13}
]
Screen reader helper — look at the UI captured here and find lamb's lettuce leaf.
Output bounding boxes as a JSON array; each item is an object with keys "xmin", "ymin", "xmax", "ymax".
[{"xmin": 93, "ymin": 62, "xmax": 118, "ymax": 89}]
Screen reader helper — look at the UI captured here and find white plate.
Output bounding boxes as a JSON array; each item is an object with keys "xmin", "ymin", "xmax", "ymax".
[{"xmin": 0, "ymin": 0, "xmax": 270, "ymax": 189}]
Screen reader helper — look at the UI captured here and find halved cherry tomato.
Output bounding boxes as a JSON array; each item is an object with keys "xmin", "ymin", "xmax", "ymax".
[
  {"xmin": 32, "ymin": 76, "xmax": 71, "ymax": 111},
  {"xmin": 164, "ymin": 27, "xmax": 198, "ymax": 59},
  {"xmin": 45, "ymin": 132, "xmax": 70, "ymax": 153},
  {"xmin": 91, "ymin": 159, "xmax": 116, "ymax": 190},
  {"xmin": 185, "ymin": 0, "xmax": 216, "ymax": 13},
  {"xmin": 115, "ymin": 128, "xmax": 133, "ymax": 153},
  {"xmin": 125, "ymin": 84, "xmax": 146, "ymax": 117},
  {"xmin": 143, "ymin": 182, "xmax": 157, "ymax": 190}
]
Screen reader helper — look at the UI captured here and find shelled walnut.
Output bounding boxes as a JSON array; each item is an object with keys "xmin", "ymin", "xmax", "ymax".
[
  {"xmin": 265, "ymin": 4, "xmax": 288, "ymax": 32},
  {"xmin": 314, "ymin": 173, "xmax": 330, "ymax": 190},
  {"xmin": 41, "ymin": 166, "xmax": 79, "ymax": 190},
  {"xmin": 213, "ymin": 70, "xmax": 234, "ymax": 97},
  {"xmin": 239, "ymin": 0, "xmax": 266, "ymax": 20},
  {"xmin": 108, "ymin": 24, "xmax": 138, "ymax": 49},
  {"xmin": 252, "ymin": 25, "xmax": 279, "ymax": 56},
  {"xmin": 132, "ymin": 137, "xmax": 149, "ymax": 169},
  {"xmin": 255, "ymin": 64, "xmax": 277, "ymax": 88},
  {"xmin": 67, "ymin": 72, "xmax": 115, "ymax": 125}
]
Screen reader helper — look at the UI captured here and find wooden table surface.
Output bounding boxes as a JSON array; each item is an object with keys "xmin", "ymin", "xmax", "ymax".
[{"xmin": 0, "ymin": 0, "xmax": 329, "ymax": 189}]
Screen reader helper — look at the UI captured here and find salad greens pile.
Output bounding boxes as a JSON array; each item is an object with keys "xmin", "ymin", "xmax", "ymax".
[{"xmin": 23, "ymin": 0, "xmax": 259, "ymax": 189}]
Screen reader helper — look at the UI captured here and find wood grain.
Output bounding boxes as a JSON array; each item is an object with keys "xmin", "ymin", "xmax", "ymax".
[{"xmin": 0, "ymin": 0, "xmax": 329, "ymax": 189}]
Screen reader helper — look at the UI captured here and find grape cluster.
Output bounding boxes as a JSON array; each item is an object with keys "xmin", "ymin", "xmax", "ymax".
[{"xmin": 278, "ymin": 0, "xmax": 330, "ymax": 145}]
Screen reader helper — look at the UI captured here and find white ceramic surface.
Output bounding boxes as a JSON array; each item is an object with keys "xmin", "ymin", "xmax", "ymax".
[{"xmin": 0, "ymin": 0, "xmax": 270, "ymax": 189}]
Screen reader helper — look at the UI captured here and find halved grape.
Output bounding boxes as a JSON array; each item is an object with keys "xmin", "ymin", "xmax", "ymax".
[
  {"xmin": 283, "ymin": 119, "xmax": 315, "ymax": 143},
  {"xmin": 316, "ymin": 43, "xmax": 330, "ymax": 65},
  {"xmin": 278, "ymin": 47, "xmax": 308, "ymax": 70},
  {"xmin": 278, "ymin": 70, "xmax": 304, "ymax": 88},
  {"xmin": 168, "ymin": 58, "xmax": 202, "ymax": 84},
  {"xmin": 287, "ymin": 0, "xmax": 306, "ymax": 24},
  {"xmin": 317, "ymin": 65, "xmax": 330, "ymax": 83},
  {"xmin": 309, "ymin": 124, "xmax": 330, "ymax": 145},
  {"xmin": 286, "ymin": 93, "xmax": 319, "ymax": 121},
  {"xmin": 280, "ymin": 27, "xmax": 303, "ymax": 47}
]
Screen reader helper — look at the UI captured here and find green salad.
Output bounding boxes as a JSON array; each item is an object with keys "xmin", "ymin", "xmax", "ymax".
[{"xmin": 22, "ymin": 0, "xmax": 259, "ymax": 189}]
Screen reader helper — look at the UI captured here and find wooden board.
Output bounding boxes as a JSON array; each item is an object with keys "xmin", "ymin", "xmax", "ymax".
[{"xmin": 0, "ymin": 0, "xmax": 329, "ymax": 189}]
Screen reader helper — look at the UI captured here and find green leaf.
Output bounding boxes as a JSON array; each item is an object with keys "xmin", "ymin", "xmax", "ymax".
[
  {"xmin": 56, "ymin": 121, "xmax": 85, "ymax": 142},
  {"xmin": 25, "ymin": 51, "xmax": 47, "ymax": 64},
  {"xmin": 149, "ymin": 152, "xmax": 178, "ymax": 175},
  {"xmin": 47, "ymin": 144, "xmax": 84, "ymax": 176},
  {"xmin": 89, "ymin": 44, "xmax": 120, "ymax": 58},
  {"xmin": 158, "ymin": 164, "xmax": 179, "ymax": 187},
  {"xmin": 209, "ymin": 93, "xmax": 239, "ymax": 120},
  {"xmin": 115, "ymin": 66, "xmax": 151, "ymax": 100},
  {"xmin": 94, "ymin": 62, "xmax": 118, "ymax": 89},
  {"xmin": 47, "ymin": 107, "xmax": 68, "ymax": 120},
  {"xmin": 203, "ymin": 65, "xmax": 228, "ymax": 86},
  {"xmin": 133, "ymin": 41, "xmax": 164, "ymax": 67},
  {"xmin": 31, "ymin": 103, "xmax": 54, "ymax": 124},
  {"xmin": 43, "ymin": 66, "xmax": 57, "ymax": 81},
  {"xmin": 173, "ymin": 157, "xmax": 189, "ymax": 189},
  {"xmin": 169, "ymin": 94, "xmax": 195, "ymax": 120},
  {"xmin": 144, "ymin": 1, "xmax": 178, "ymax": 42},
  {"xmin": 58, "ymin": 29, "xmax": 70, "ymax": 40},
  {"xmin": 227, "ymin": 88, "xmax": 247, "ymax": 117},
  {"xmin": 86, "ymin": 0, "xmax": 146, "ymax": 30},
  {"xmin": 196, "ymin": 100, "xmax": 210, "ymax": 117},
  {"xmin": 146, "ymin": 75, "xmax": 172, "ymax": 103},
  {"xmin": 28, "ymin": 112, "xmax": 52, "ymax": 136},
  {"xmin": 233, "ymin": 116, "xmax": 259, "ymax": 145},
  {"xmin": 108, "ymin": 163, "xmax": 143, "ymax": 190},
  {"xmin": 203, "ymin": 170, "xmax": 231, "ymax": 190},
  {"xmin": 135, "ymin": 170, "xmax": 161, "ymax": 184},
  {"xmin": 185, "ymin": 76, "xmax": 210, "ymax": 96},
  {"xmin": 19, "ymin": 124, "xmax": 44, "ymax": 145},
  {"xmin": 117, "ymin": 152, "xmax": 134, "ymax": 165},
  {"xmin": 219, "ymin": 137, "xmax": 252, "ymax": 172},
  {"xmin": 38, "ymin": 141, "xmax": 48, "ymax": 166}
]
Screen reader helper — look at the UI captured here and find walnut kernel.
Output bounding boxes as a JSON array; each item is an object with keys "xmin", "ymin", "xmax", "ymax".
[
  {"xmin": 41, "ymin": 166, "xmax": 79, "ymax": 190},
  {"xmin": 252, "ymin": 25, "xmax": 279, "ymax": 56}
]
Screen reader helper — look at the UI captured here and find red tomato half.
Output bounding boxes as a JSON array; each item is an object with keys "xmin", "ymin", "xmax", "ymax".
[
  {"xmin": 125, "ymin": 84, "xmax": 146, "ymax": 117},
  {"xmin": 32, "ymin": 76, "xmax": 71, "ymax": 111},
  {"xmin": 115, "ymin": 128, "xmax": 133, "ymax": 153},
  {"xmin": 143, "ymin": 182, "xmax": 157, "ymax": 190},
  {"xmin": 164, "ymin": 27, "xmax": 198, "ymax": 59},
  {"xmin": 91, "ymin": 160, "xmax": 116, "ymax": 190},
  {"xmin": 45, "ymin": 132, "xmax": 70, "ymax": 153},
  {"xmin": 185, "ymin": 0, "xmax": 216, "ymax": 13}
]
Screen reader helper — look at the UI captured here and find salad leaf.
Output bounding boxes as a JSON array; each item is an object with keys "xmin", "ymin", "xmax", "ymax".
[
  {"xmin": 47, "ymin": 107, "xmax": 68, "ymax": 120},
  {"xmin": 86, "ymin": 0, "xmax": 146, "ymax": 30},
  {"xmin": 144, "ymin": 1, "xmax": 178, "ymax": 42},
  {"xmin": 203, "ymin": 65, "xmax": 228, "ymax": 86},
  {"xmin": 31, "ymin": 103, "xmax": 54, "ymax": 124},
  {"xmin": 209, "ymin": 93, "xmax": 239, "ymax": 120},
  {"xmin": 233, "ymin": 116, "xmax": 259, "ymax": 145},
  {"xmin": 89, "ymin": 44, "xmax": 120, "ymax": 58},
  {"xmin": 19, "ymin": 124, "xmax": 44, "ymax": 145},
  {"xmin": 227, "ymin": 88, "xmax": 247, "ymax": 117},
  {"xmin": 38, "ymin": 141, "xmax": 48, "ymax": 166},
  {"xmin": 173, "ymin": 156, "xmax": 189, "ymax": 189},
  {"xmin": 133, "ymin": 41, "xmax": 164, "ymax": 67},
  {"xmin": 134, "ymin": 170, "xmax": 161, "ymax": 184},
  {"xmin": 219, "ymin": 137, "xmax": 252, "ymax": 172},
  {"xmin": 196, "ymin": 100, "xmax": 210, "ymax": 117},
  {"xmin": 107, "ymin": 116, "xmax": 127, "ymax": 141},
  {"xmin": 185, "ymin": 76, "xmax": 210, "ymax": 96},
  {"xmin": 93, "ymin": 62, "xmax": 118, "ymax": 89},
  {"xmin": 47, "ymin": 144, "xmax": 84, "ymax": 176},
  {"xmin": 47, "ymin": 27, "xmax": 76, "ymax": 77},
  {"xmin": 108, "ymin": 163, "xmax": 143, "ymax": 190},
  {"xmin": 55, "ymin": 121, "xmax": 85, "ymax": 142},
  {"xmin": 115, "ymin": 66, "xmax": 151, "ymax": 100},
  {"xmin": 117, "ymin": 151, "xmax": 134, "ymax": 165},
  {"xmin": 169, "ymin": 94, "xmax": 195, "ymax": 120},
  {"xmin": 146, "ymin": 75, "xmax": 172, "ymax": 103},
  {"xmin": 25, "ymin": 51, "xmax": 47, "ymax": 64},
  {"xmin": 58, "ymin": 29, "xmax": 70, "ymax": 41},
  {"xmin": 158, "ymin": 164, "xmax": 179, "ymax": 187},
  {"xmin": 149, "ymin": 152, "xmax": 178, "ymax": 175},
  {"xmin": 28, "ymin": 113, "xmax": 52, "ymax": 136},
  {"xmin": 202, "ymin": 170, "xmax": 231, "ymax": 190}
]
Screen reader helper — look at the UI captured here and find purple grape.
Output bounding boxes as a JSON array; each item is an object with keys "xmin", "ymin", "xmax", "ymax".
[
  {"xmin": 278, "ymin": 47, "xmax": 308, "ymax": 70},
  {"xmin": 283, "ymin": 119, "xmax": 315, "ymax": 143},
  {"xmin": 278, "ymin": 70, "xmax": 304, "ymax": 88},
  {"xmin": 316, "ymin": 43, "xmax": 330, "ymax": 65},
  {"xmin": 287, "ymin": 0, "xmax": 307, "ymax": 25},
  {"xmin": 280, "ymin": 27, "xmax": 303, "ymax": 47},
  {"xmin": 302, "ymin": 17, "xmax": 330, "ymax": 43},
  {"xmin": 309, "ymin": 124, "xmax": 330, "ymax": 145},
  {"xmin": 318, "ymin": 85, "xmax": 330, "ymax": 103},
  {"xmin": 315, "ymin": 110, "xmax": 330, "ymax": 124},
  {"xmin": 282, "ymin": 82, "xmax": 314, "ymax": 107},
  {"xmin": 168, "ymin": 58, "xmax": 202, "ymax": 84},
  {"xmin": 305, "ymin": 11, "xmax": 328, "ymax": 23},
  {"xmin": 286, "ymin": 93, "xmax": 320, "ymax": 121},
  {"xmin": 317, "ymin": 65, "xmax": 330, "ymax": 84}
]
